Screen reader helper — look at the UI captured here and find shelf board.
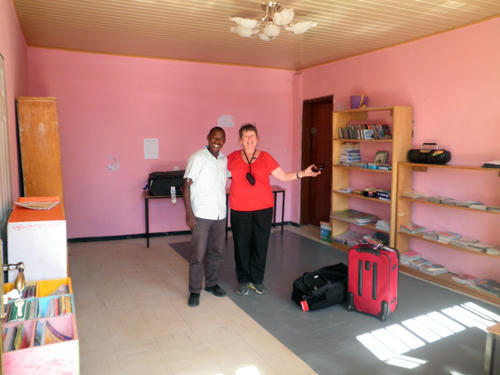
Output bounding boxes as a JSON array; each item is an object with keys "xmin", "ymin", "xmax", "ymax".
[
  {"xmin": 334, "ymin": 106, "xmax": 398, "ymax": 113},
  {"xmin": 398, "ymin": 197, "xmax": 500, "ymax": 215},
  {"xmin": 333, "ymin": 138, "xmax": 393, "ymax": 143},
  {"xmin": 399, "ymin": 162, "xmax": 500, "ymax": 172},
  {"xmin": 397, "ymin": 231, "xmax": 500, "ymax": 258},
  {"xmin": 333, "ymin": 191, "xmax": 391, "ymax": 204},
  {"xmin": 333, "ymin": 165, "xmax": 392, "ymax": 173},
  {"xmin": 400, "ymin": 265, "xmax": 500, "ymax": 306}
]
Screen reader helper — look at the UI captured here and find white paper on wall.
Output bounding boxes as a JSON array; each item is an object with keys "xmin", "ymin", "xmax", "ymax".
[{"xmin": 144, "ymin": 138, "xmax": 159, "ymax": 159}]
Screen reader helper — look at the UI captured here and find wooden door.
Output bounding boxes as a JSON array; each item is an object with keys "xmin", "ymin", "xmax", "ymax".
[
  {"xmin": 16, "ymin": 97, "xmax": 65, "ymax": 217},
  {"xmin": 301, "ymin": 96, "xmax": 333, "ymax": 226}
]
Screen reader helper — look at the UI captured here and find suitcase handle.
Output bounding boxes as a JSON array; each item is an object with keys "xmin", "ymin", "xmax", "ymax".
[{"xmin": 355, "ymin": 245, "xmax": 381, "ymax": 256}]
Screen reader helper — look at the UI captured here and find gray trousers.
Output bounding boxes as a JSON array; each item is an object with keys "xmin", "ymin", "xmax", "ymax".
[{"xmin": 189, "ymin": 217, "xmax": 225, "ymax": 294}]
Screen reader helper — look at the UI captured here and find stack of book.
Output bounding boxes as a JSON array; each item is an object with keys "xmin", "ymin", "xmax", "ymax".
[
  {"xmin": 3, "ymin": 323, "xmax": 29, "ymax": 352},
  {"xmin": 363, "ymin": 232, "xmax": 390, "ymax": 246},
  {"xmin": 441, "ymin": 198, "xmax": 457, "ymax": 206},
  {"xmin": 423, "ymin": 230, "xmax": 440, "ymax": 240},
  {"xmin": 427, "ymin": 196, "xmax": 454, "ymax": 203},
  {"xmin": 468, "ymin": 279, "xmax": 500, "ymax": 298},
  {"xmin": 470, "ymin": 204, "xmax": 488, "ymax": 210},
  {"xmin": 451, "ymin": 273, "xmax": 477, "ymax": 285},
  {"xmin": 450, "ymin": 237, "xmax": 479, "ymax": 249},
  {"xmin": 400, "ymin": 223, "xmax": 426, "ymax": 234},
  {"xmin": 467, "ymin": 242, "xmax": 493, "ymax": 253},
  {"xmin": 402, "ymin": 191, "xmax": 425, "ymax": 199},
  {"xmin": 419, "ymin": 263, "xmax": 448, "ymax": 276},
  {"xmin": 331, "ymin": 209, "xmax": 379, "ymax": 226},
  {"xmin": 455, "ymin": 200, "xmax": 484, "ymax": 207},
  {"xmin": 409, "ymin": 258, "xmax": 432, "ymax": 270},
  {"xmin": 487, "ymin": 205, "xmax": 500, "ymax": 212},
  {"xmin": 332, "ymin": 230, "xmax": 364, "ymax": 247},
  {"xmin": 436, "ymin": 231, "xmax": 461, "ymax": 243},
  {"xmin": 338, "ymin": 143, "xmax": 361, "ymax": 165},
  {"xmin": 375, "ymin": 219, "xmax": 390, "ymax": 231},
  {"xmin": 486, "ymin": 247, "xmax": 500, "ymax": 256},
  {"xmin": 400, "ymin": 250, "xmax": 422, "ymax": 265}
]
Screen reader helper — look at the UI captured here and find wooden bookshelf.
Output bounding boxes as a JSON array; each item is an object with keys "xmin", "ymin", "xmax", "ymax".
[
  {"xmin": 396, "ymin": 162, "xmax": 500, "ymax": 305},
  {"xmin": 331, "ymin": 106, "xmax": 413, "ymax": 248}
]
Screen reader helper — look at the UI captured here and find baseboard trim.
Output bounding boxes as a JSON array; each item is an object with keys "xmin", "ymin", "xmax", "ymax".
[{"xmin": 68, "ymin": 221, "xmax": 299, "ymax": 243}]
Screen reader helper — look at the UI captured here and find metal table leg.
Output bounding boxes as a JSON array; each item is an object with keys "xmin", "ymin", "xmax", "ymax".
[
  {"xmin": 281, "ymin": 190, "xmax": 285, "ymax": 235},
  {"xmin": 145, "ymin": 197, "xmax": 150, "ymax": 248},
  {"xmin": 484, "ymin": 331, "xmax": 496, "ymax": 375}
]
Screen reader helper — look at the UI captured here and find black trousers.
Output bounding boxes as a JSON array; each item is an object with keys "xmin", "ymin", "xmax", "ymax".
[{"xmin": 230, "ymin": 207, "xmax": 273, "ymax": 284}]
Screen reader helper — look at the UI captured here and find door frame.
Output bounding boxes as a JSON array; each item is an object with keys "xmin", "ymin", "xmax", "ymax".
[{"xmin": 300, "ymin": 95, "xmax": 333, "ymax": 226}]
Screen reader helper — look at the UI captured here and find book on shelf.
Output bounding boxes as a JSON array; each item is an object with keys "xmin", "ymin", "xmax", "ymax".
[
  {"xmin": 450, "ymin": 237, "xmax": 479, "ymax": 249},
  {"xmin": 409, "ymin": 258, "xmax": 432, "ymax": 270},
  {"xmin": 44, "ymin": 320, "xmax": 72, "ymax": 345},
  {"xmin": 381, "ymin": 124, "xmax": 392, "ymax": 139},
  {"xmin": 455, "ymin": 200, "xmax": 483, "ymax": 207},
  {"xmin": 452, "ymin": 273, "xmax": 477, "ymax": 285},
  {"xmin": 332, "ymin": 230, "xmax": 364, "ymax": 247},
  {"xmin": 441, "ymin": 199, "xmax": 457, "ymax": 206},
  {"xmin": 486, "ymin": 247, "xmax": 500, "ymax": 256},
  {"xmin": 422, "ymin": 230, "xmax": 440, "ymax": 240},
  {"xmin": 400, "ymin": 250, "xmax": 422, "ymax": 265},
  {"xmin": 436, "ymin": 231, "xmax": 461, "ymax": 243},
  {"xmin": 376, "ymin": 190, "xmax": 391, "ymax": 201},
  {"xmin": 427, "ymin": 196, "xmax": 454, "ymax": 203},
  {"xmin": 34, "ymin": 320, "xmax": 47, "ymax": 346},
  {"xmin": 49, "ymin": 283, "xmax": 70, "ymax": 296},
  {"xmin": 482, "ymin": 160, "xmax": 500, "ymax": 169},
  {"xmin": 419, "ymin": 263, "xmax": 448, "ymax": 276},
  {"xmin": 3, "ymin": 326, "xmax": 17, "ymax": 352},
  {"xmin": 363, "ymin": 232, "xmax": 390, "ymax": 246},
  {"xmin": 331, "ymin": 209, "xmax": 379, "ymax": 225},
  {"xmin": 375, "ymin": 219, "xmax": 390, "ymax": 231},
  {"xmin": 467, "ymin": 242, "xmax": 494, "ymax": 253},
  {"xmin": 487, "ymin": 205, "xmax": 500, "ymax": 212},
  {"xmin": 400, "ymin": 223, "xmax": 426, "ymax": 234},
  {"xmin": 468, "ymin": 279, "xmax": 500, "ymax": 297},
  {"xmin": 469, "ymin": 204, "xmax": 488, "ymax": 210},
  {"xmin": 402, "ymin": 191, "xmax": 425, "ymax": 199}
]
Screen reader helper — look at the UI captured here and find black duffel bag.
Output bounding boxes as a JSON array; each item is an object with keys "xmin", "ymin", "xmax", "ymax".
[
  {"xmin": 407, "ymin": 143, "xmax": 451, "ymax": 165},
  {"xmin": 291, "ymin": 262, "xmax": 348, "ymax": 311},
  {"xmin": 148, "ymin": 170, "xmax": 185, "ymax": 196}
]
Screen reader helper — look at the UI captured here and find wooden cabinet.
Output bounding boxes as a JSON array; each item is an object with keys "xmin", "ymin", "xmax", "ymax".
[
  {"xmin": 396, "ymin": 162, "xmax": 500, "ymax": 305},
  {"xmin": 331, "ymin": 106, "xmax": 412, "ymax": 250},
  {"xmin": 16, "ymin": 97, "xmax": 65, "ymax": 217}
]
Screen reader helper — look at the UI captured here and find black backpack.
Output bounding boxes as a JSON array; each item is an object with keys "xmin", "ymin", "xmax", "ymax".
[{"xmin": 291, "ymin": 263, "xmax": 348, "ymax": 311}]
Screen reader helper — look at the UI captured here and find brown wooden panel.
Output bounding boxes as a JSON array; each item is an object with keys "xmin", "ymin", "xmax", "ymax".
[{"xmin": 17, "ymin": 97, "xmax": 65, "ymax": 217}]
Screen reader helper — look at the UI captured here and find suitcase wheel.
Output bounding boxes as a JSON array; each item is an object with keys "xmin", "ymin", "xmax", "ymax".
[
  {"xmin": 379, "ymin": 301, "xmax": 389, "ymax": 321},
  {"xmin": 347, "ymin": 292, "xmax": 353, "ymax": 311}
]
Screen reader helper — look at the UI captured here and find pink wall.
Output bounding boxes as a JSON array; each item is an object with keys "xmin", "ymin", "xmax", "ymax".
[
  {"xmin": 27, "ymin": 49, "xmax": 297, "ymax": 239},
  {"xmin": 300, "ymin": 17, "xmax": 500, "ymax": 279},
  {"xmin": 0, "ymin": 0, "xmax": 29, "ymax": 200}
]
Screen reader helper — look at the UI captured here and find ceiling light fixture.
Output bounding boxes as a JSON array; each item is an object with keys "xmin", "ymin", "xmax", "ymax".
[{"xmin": 229, "ymin": 2, "xmax": 317, "ymax": 41}]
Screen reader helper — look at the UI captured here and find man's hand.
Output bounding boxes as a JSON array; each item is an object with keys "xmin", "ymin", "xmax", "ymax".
[{"xmin": 186, "ymin": 211, "xmax": 197, "ymax": 231}]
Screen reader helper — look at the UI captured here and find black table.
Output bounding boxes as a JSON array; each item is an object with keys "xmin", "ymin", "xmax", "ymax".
[{"xmin": 143, "ymin": 185, "xmax": 286, "ymax": 247}]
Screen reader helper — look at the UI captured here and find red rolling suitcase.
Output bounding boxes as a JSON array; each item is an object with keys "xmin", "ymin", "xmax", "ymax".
[{"xmin": 347, "ymin": 243, "xmax": 399, "ymax": 321}]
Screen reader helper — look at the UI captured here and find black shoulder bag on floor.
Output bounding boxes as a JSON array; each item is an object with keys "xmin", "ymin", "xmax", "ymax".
[{"xmin": 291, "ymin": 262, "xmax": 348, "ymax": 311}]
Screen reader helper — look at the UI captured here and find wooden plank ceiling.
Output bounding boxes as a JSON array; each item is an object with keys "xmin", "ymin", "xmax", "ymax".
[{"xmin": 12, "ymin": 0, "xmax": 500, "ymax": 70}]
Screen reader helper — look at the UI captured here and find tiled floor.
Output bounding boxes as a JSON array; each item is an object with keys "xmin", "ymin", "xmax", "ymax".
[{"xmin": 70, "ymin": 226, "xmax": 320, "ymax": 375}]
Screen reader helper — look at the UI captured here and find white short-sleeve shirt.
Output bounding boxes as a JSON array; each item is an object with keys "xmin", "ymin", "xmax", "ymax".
[{"xmin": 184, "ymin": 147, "xmax": 227, "ymax": 220}]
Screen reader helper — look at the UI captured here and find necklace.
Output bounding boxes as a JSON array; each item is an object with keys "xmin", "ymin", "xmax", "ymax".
[{"xmin": 243, "ymin": 149, "xmax": 257, "ymax": 173}]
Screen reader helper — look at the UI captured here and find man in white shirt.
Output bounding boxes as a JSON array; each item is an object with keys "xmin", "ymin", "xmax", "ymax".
[{"xmin": 183, "ymin": 127, "xmax": 228, "ymax": 307}]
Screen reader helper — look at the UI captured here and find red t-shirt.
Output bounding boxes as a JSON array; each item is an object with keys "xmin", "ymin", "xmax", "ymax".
[{"xmin": 227, "ymin": 151, "xmax": 280, "ymax": 211}]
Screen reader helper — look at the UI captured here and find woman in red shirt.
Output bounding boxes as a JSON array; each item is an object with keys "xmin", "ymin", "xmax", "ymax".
[{"xmin": 227, "ymin": 124, "xmax": 321, "ymax": 295}]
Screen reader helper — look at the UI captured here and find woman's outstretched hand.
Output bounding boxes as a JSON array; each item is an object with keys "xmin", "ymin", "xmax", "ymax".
[{"xmin": 304, "ymin": 164, "xmax": 322, "ymax": 177}]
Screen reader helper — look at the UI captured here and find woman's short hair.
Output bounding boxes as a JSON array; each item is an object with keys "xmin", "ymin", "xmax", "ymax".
[{"xmin": 239, "ymin": 123, "xmax": 258, "ymax": 139}]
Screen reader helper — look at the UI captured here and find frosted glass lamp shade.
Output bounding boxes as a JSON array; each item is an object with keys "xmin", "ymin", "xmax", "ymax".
[
  {"xmin": 258, "ymin": 33, "xmax": 271, "ymax": 41},
  {"xmin": 263, "ymin": 25, "xmax": 280, "ymax": 39},
  {"xmin": 228, "ymin": 17, "xmax": 258, "ymax": 29},
  {"xmin": 286, "ymin": 21, "xmax": 317, "ymax": 35},
  {"xmin": 273, "ymin": 8, "xmax": 294, "ymax": 25},
  {"xmin": 231, "ymin": 25, "xmax": 254, "ymax": 38}
]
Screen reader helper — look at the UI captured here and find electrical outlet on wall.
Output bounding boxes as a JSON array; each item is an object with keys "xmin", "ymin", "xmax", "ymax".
[{"xmin": 173, "ymin": 166, "xmax": 179, "ymax": 171}]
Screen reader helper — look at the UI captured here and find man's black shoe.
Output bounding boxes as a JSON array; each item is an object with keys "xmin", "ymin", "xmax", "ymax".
[
  {"xmin": 188, "ymin": 293, "xmax": 200, "ymax": 307},
  {"xmin": 204, "ymin": 284, "xmax": 227, "ymax": 297}
]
